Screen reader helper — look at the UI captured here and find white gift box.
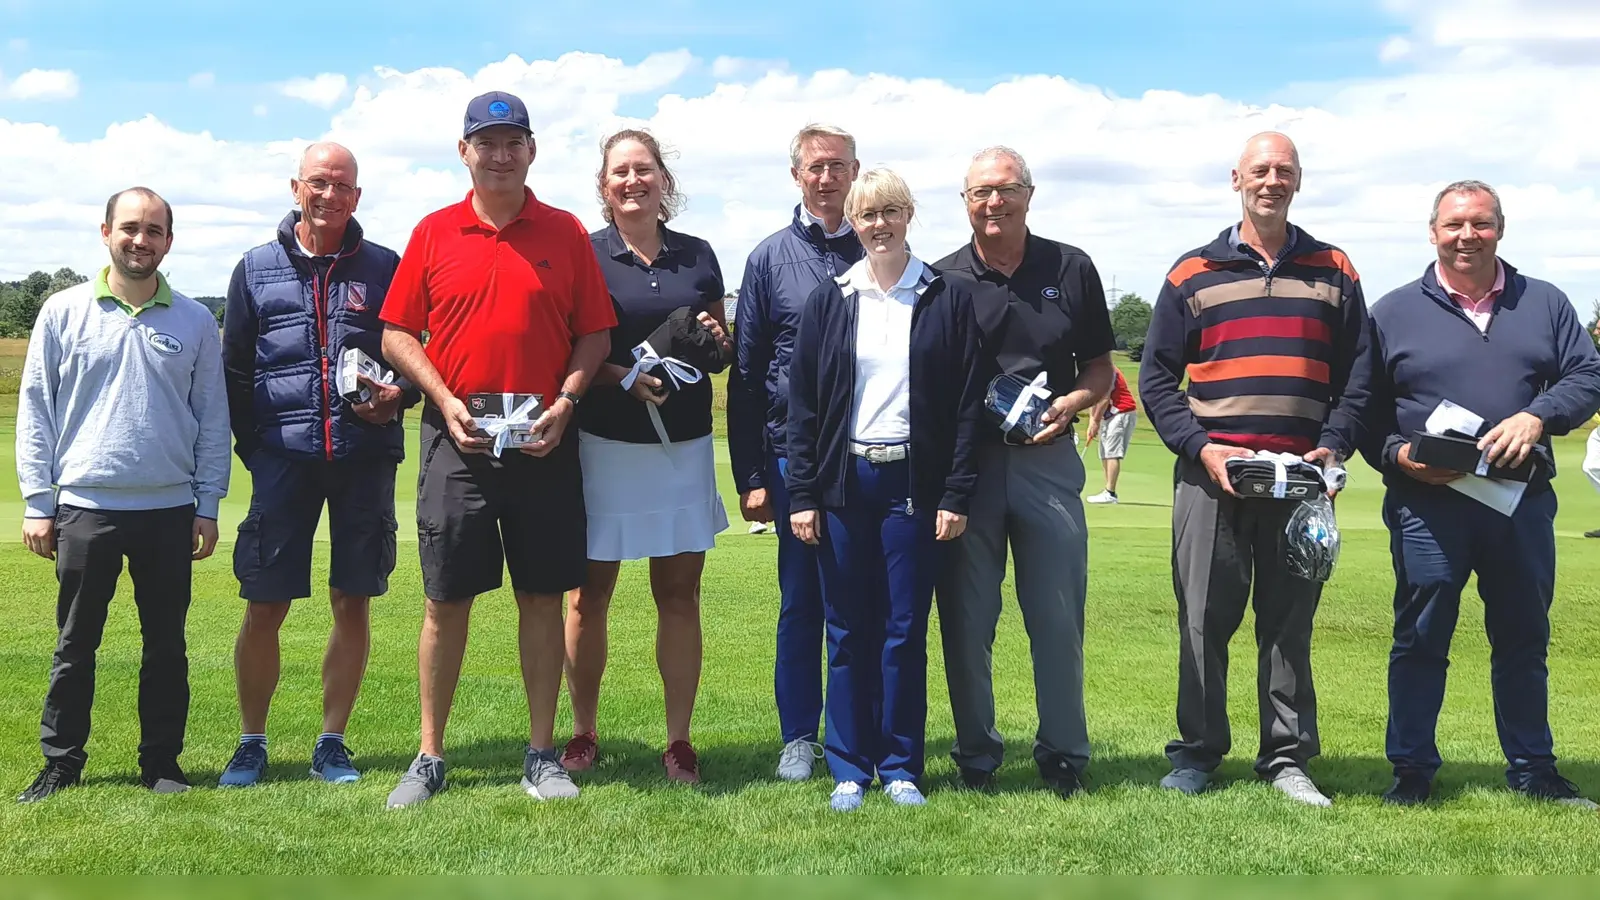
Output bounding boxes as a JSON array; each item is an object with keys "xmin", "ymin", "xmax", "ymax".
[{"xmin": 338, "ymin": 347, "xmax": 394, "ymax": 405}]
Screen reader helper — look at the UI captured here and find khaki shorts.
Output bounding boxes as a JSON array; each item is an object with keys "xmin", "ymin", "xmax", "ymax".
[{"xmin": 1099, "ymin": 410, "xmax": 1137, "ymax": 459}]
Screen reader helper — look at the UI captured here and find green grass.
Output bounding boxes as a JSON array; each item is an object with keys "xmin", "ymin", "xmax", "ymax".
[{"xmin": 3, "ymin": 349, "xmax": 1600, "ymax": 874}]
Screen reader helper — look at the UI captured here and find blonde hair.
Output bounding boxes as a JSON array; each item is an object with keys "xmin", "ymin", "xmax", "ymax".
[{"xmin": 844, "ymin": 168, "xmax": 915, "ymax": 224}]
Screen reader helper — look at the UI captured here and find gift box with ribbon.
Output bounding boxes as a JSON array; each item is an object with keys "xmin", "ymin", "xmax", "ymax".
[
  {"xmin": 1225, "ymin": 451, "xmax": 1339, "ymax": 500},
  {"xmin": 467, "ymin": 392, "xmax": 544, "ymax": 457},
  {"xmin": 984, "ymin": 371, "xmax": 1055, "ymax": 444},
  {"xmin": 620, "ymin": 306, "xmax": 728, "ymax": 444},
  {"xmin": 338, "ymin": 347, "xmax": 394, "ymax": 405}
]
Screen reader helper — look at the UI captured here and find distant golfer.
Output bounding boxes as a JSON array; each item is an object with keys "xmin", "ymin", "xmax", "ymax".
[
  {"xmin": 15, "ymin": 187, "xmax": 231, "ymax": 803},
  {"xmin": 1085, "ymin": 367, "xmax": 1138, "ymax": 504}
]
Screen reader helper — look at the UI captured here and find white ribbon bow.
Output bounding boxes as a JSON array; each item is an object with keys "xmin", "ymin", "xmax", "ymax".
[
  {"xmin": 480, "ymin": 393, "xmax": 541, "ymax": 458},
  {"xmin": 1253, "ymin": 450, "xmax": 1345, "ymax": 497},
  {"xmin": 1003, "ymin": 371, "xmax": 1052, "ymax": 433},
  {"xmin": 621, "ymin": 341, "xmax": 704, "ymax": 445}
]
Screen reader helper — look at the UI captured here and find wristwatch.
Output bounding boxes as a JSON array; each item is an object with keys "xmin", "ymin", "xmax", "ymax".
[{"xmin": 557, "ymin": 390, "xmax": 582, "ymax": 407}]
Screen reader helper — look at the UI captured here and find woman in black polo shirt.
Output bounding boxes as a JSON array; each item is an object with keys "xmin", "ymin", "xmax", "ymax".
[
  {"xmin": 786, "ymin": 168, "xmax": 988, "ymax": 811},
  {"xmin": 561, "ymin": 129, "xmax": 731, "ymax": 784}
]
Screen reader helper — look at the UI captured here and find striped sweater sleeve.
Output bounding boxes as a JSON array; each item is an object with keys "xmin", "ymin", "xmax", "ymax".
[{"xmin": 1139, "ymin": 259, "xmax": 1210, "ymax": 461}]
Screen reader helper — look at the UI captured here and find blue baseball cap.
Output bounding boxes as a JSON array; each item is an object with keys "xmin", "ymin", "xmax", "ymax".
[{"xmin": 463, "ymin": 91, "xmax": 532, "ymax": 138}]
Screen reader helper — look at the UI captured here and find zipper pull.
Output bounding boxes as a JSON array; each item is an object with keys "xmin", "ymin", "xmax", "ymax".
[{"xmin": 906, "ymin": 497, "xmax": 914, "ymax": 516}]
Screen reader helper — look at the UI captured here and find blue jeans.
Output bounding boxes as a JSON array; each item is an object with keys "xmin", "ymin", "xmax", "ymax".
[
  {"xmin": 816, "ymin": 456, "xmax": 935, "ymax": 786},
  {"xmin": 771, "ymin": 456, "xmax": 824, "ymax": 744},
  {"xmin": 1383, "ymin": 482, "xmax": 1558, "ymax": 783}
]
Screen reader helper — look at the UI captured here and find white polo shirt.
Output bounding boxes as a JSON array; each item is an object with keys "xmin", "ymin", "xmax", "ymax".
[{"xmin": 837, "ymin": 255, "xmax": 929, "ymax": 444}]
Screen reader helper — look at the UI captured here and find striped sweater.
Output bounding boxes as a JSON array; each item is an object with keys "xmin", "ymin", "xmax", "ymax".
[{"xmin": 1139, "ymin": 225, "xmax": 1373, "ymax": 462}]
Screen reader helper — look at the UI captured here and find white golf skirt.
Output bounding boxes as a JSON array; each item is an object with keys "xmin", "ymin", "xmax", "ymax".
[{"xmin": 578, "ymin": 430, "xmax": 729, "ymax": 562}]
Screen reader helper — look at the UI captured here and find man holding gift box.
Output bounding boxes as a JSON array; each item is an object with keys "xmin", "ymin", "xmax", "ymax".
[
  {"xmin": 379, "ymin": 91, "xmax": 615, "ymax": 808},
  {"xmin": 932, "ymin": 146, "xmax": 1116, "ymax": 799},
  {"xmin": 219, "ymin": 142, "xmax": 419, "ymax": 788},
  {"xmin": 1140, "ymin": 132, "xmax": 1373, "ymax": 807},
  {"xmin": 1362, "ymin": 179, "xmax": 1600, "ymax": 807}
]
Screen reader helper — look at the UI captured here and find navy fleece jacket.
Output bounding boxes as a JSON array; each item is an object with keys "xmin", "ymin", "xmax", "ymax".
[{"xmin": 1361, "ymin": 261, "xmax": 1600, "ymax": 489}]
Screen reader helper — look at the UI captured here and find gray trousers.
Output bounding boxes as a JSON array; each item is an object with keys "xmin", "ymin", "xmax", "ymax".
[
  {"xmin": 1166, "ymin": 458, "xmax": 1322, "ymax": 777},
  {"xmin": 936, "ymin": 437, "xmax": 1090, "ymax": 774}
]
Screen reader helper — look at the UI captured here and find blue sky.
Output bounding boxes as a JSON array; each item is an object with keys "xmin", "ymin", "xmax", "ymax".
[{"xmin": 3, "ymin": 0, "xmax": 1411, "ymax": 142}]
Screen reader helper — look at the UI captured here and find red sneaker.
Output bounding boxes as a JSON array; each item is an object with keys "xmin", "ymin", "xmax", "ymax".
[
  {"xmin": 561, "ymin": 732, "xmax": 598, "ymax": 772},
  {"xmin": 663, "ymin": 740, "xmax": 700, "ymax": 784}
]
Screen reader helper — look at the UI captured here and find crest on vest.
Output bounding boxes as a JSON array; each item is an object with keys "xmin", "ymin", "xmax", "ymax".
[{"xmin": 347, "ymin": 282, "xmax": 368, "ymax": 311}]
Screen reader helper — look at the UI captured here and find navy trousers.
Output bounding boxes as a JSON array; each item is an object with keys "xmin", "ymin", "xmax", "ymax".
[
  {"xmin": 771, "ymin": 455, "xmax": 825, "ymax": 744},
  {"xmin": 1383, "ymin": 481, "xmax": 1559, "ymax": 782},
  {"xmin": 816, "ymin": 456, "xmax": 936, "ymax": 787}
]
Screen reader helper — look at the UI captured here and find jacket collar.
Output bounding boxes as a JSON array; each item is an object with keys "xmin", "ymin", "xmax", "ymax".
[
  {"xmin": 1419, "ymin": 258, "xmax": 1521, "ymax": 305},
  {"xmin": 788, "ymin": 204, "xmax": 862, "ymax": 251},
  {"xmin": 1199, "ymin": 222, "xmax": 1323, "ymax": 265},
  {"xmin": 835, "ymin": 255, "xmax": 933, "ymax": 296},
  {"xmin": 277, "ymin": 210, "xmax": 364, "ymax": 259}
]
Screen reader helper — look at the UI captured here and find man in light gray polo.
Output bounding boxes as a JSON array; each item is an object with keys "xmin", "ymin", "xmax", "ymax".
[{"xmin": 15, "ymin": 186, "xmax": 230, "ymax": 803}]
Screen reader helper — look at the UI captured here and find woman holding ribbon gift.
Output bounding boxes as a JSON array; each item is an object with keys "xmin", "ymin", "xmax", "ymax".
[
  {"xmin": 561, "ymin": 129, "xmax": 732, "ymax": 784},
  {"xmin": 786, "ymin": 168, "xmax": 990, "ymax": 811}
]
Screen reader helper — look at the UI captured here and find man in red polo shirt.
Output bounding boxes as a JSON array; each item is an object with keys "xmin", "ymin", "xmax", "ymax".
[
  {"xmin": 379, "ymin": 90, "xmax": 616, "ymax": 808},
  {"xmin": 1085, "ymin": 367, "xmax": 1138, "ymax": 504}
]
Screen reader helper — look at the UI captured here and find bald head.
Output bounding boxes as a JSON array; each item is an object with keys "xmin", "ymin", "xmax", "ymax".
[
  {"xmin": 299, "ymin": 142, "xmax": 358, "ymax": 180},
  {"xmin": 1231, "ymin": 131, "xmax": 1301, "ymax": 223},
  {"xmin": 1238, "ymin": 131, "xmax": 1299, "ymax": 170}
]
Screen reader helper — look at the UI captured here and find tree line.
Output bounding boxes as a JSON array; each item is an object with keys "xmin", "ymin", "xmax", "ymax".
[{"xmin": 0, "ymin": 268, "xmax": 224, "ymax": 337}]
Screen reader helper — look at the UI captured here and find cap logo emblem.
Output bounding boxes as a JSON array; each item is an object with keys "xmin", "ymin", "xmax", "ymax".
[{"xmin": 488, "ymin": 100, "xmax": 511, "ymax": 118}]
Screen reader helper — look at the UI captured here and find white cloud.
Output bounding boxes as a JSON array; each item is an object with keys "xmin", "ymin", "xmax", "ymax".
[
  {"xmin": 1379, "ymin": 36, "xmax": 1413, "ymax": 62},
  {"xmin": 188, "ymin": 72, "xmax": 215, "ymax": 90},
  {"xmin": 2, "ymin": 67, "xmax": 78, "ymax": 100},
  {"xmin": 711, "ymin": 55, "xmax": 786, "ymax": 80},
  {"xmin": 280, "ymin": 73, "xmax": 348, "ymax": 108},
  {"xmin": 5, "ymin": 30, "xmax": 1600, "ymax": 316}
]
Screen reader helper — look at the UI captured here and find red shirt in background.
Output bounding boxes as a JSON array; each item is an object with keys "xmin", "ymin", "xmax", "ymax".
[
  {"xmin": 1108, "ymin": 367, "xmax": 1137, "ymax": 414},
  {"xmin": 381, "ymin": 188, "xmax": 617, "ymax": 401}
]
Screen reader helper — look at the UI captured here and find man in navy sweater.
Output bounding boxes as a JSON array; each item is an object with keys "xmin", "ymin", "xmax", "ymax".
[
  {"xmin": 1364, "ymin": 179, "xmax": 1600, "ymax": 807},
  {"xmin": 728, "ymin": 124, "xmax": 864, "ymax": 781}
]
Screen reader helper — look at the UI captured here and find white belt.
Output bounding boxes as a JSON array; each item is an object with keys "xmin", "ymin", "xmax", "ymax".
[{"xmin": 850, "ymin": 442, "xmax": 909, "ymax": 463}]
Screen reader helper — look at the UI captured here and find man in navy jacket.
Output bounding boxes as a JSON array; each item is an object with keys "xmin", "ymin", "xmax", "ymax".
[
  {"xmin": 728, "ymin": 124, "xmax": 863, "ymax": 781},
  {"xmin": 218, "ymin": 143, "xmax": 419, "ymax": 788},
  {"xmin": 1363, "ymin": 179, "xmax": 1600, "ymax": 807}
]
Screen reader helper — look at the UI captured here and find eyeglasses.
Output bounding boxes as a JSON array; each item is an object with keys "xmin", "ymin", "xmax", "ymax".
[
  {"xmin": 300, "ymin": 178, "xmax": 357, "ymax": 195},
  {"xmin": 854, "ymin": 206, "xmax": 906, "ymax": 225},
  {"xmin": 804, "ymin": 161, "xmax": 851, "ymax": 178},
  {"xmin": 963, "ymin": 182, "xmax": 1030, "ymax": 202}
]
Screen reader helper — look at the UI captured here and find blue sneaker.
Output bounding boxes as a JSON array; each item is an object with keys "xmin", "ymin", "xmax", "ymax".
[
  {"xmin": 311, "ymin": 737, "xmax": 361, "ymax": 784},
  {"xmin": 830, "ymin": 781, "xmax": 864, "ymax": 812},
  {"xmin": 219, "ymin": 740, "xmax": 267, "ymax": 787},
  {"xmin": 885, "ymin": 780, "xmax": 926, "ymax": 806}
]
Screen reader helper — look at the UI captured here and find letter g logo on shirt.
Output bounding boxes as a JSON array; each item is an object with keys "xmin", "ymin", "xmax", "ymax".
[{"xmin": 148, "ymin": 332, "xmax": 184, "ymax": 355}]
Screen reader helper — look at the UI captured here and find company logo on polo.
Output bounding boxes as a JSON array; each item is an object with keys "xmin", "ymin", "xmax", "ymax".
[
  {"xmin": 149, "ymin": 332, "xmax": 183, "ymax": 355},
  {"xmin": 1041, "ymin": 287, "xmax": 1061, "ymax": 300}
]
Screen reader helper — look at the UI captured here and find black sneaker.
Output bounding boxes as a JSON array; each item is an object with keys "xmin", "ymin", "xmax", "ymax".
[
  {"xmin": 958, "ymin": 766, "xmax": 997, "ymax": 793},
  {"xmin": 1514, "ymin": 768, "xmax": 1598, "ymax": 809},
  {"xmin": 140, "ymin": 759, "xmax": 191, "ymax": 795},
  {"xmin": 1038, "ymin": 754, "xmax": 1085, "ymax": 799},
  {"xmin": 18, "ymin": 762, "xmax": 79, "ymax": 804},
  {"xmin": 1382, "ymin": 771, "xmax": 1433, "ymax": 806}
]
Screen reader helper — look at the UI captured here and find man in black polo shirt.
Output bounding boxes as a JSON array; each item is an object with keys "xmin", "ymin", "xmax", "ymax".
[{"xmin": 934, "ymin": 145, "xmax": 1115, "ymax": 797}]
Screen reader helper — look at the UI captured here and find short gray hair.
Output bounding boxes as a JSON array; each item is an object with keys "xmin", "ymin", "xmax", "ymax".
[
  {"xmin": 789, "ymin": 124, "xmax": 857, "ymax": 169},
  {"xmin": 1431, "ymin": 179, "xmax": 1504, "ymax": 231},
  {"xmin": 965, "ymin": 146, "xmax": 1033, "ymax": 189}
]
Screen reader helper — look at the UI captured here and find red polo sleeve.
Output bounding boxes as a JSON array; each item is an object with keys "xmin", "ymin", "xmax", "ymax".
[
  {"xmin": 380, "ymin": 222, "xmax": 433, "ymax": 333},
  {"xmin": 565, "ymin": 215, "xmax": 618, "ymax": 337}
]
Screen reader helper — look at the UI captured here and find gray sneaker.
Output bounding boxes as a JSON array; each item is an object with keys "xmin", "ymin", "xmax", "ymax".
[
  {"xmin": 522, "ymin": 748, "xmax": 580, "ymax": 801},
  {"xmin": 386, "ymin": 753, "xmax": 446, "ymax": 809},
  {"xmin": 1160, "ymin": 766, "xmax": 1210, "ymax": 795},
  {"xmin": 1270, "ymin": 766, "xmax": 1332, "ymax": 807}
]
